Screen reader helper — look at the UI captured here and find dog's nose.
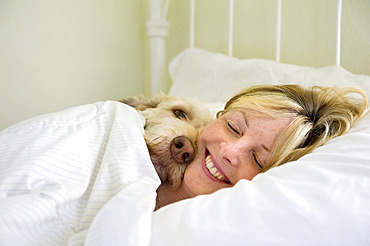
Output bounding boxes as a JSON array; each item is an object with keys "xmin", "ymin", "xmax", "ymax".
[{"xmin": 171, "ymin": 136, "xmax": 195, "ymax": 164}]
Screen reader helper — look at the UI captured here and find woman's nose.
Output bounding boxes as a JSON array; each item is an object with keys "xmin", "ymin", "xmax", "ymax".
[{"xmin": 219, "ymin": 141, "xmax": 244, "ymax": 166}]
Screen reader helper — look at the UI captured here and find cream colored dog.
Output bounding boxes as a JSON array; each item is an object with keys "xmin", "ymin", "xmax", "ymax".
[{"xmin": 121, "ymin": 93, "xmax": 213, "ymax": 189}]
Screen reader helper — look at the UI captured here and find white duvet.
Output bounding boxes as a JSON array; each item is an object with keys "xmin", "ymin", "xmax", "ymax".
[
  {"xmin": 1, "ymin": 99, "xmax": 370, "ymax": 246},
  {"xmin": 0, "ymin": 101, "xmax": 160, "ymax": 246}
]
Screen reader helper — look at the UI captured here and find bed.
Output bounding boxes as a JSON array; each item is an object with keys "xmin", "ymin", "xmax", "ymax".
[{"xmin": 1, "ymin": 1, "xmax": 370, "ymax": 245}]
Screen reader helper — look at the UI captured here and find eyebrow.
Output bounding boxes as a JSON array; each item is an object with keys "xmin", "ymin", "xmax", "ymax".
[{"xmin": 262, "ymin": 145, "xmax": 271, "ymax": 152}]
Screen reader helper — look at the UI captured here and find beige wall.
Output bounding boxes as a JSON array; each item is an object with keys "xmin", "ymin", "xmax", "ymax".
[
  {"xmin": 0, "ymin": 0, "xmax": 145, "ymax": 130},
  {"xmin": 1, "ymin": 0, "xmax": 369, "ymax": 130}
]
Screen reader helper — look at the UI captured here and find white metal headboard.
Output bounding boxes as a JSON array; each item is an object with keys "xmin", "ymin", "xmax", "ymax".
[
  {"xmin": 147, "ymin": 0, "xmax": 170, "ymax": 96},
  {"xmin": 147, "ymin": 0, "xmax": 344, "ymax": 96}
]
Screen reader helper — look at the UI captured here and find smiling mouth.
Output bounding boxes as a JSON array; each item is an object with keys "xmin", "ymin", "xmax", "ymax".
[{"xmin": 205, "ymin": 154, "xmax": 231, "ymax": 184}]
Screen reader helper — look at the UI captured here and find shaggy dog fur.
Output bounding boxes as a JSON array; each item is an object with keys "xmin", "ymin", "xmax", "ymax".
[{"xmin": 121, "ymin": 93, "xmax": 213, "ymax": 189}]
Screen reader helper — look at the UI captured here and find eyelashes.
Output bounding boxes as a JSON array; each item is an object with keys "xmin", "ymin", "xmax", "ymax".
[
  {"xmin": 252, "ymin": 152, "xmax": 263, "ymax": 169},
  {"xmin": 227, "ymin": 121, "xmax": 240, "ymax": 135}
]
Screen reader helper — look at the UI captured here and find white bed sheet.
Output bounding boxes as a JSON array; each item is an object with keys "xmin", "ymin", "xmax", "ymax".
[{"xmin": 0, "ymin": 101, "xmax": 160, "ymax": 246}]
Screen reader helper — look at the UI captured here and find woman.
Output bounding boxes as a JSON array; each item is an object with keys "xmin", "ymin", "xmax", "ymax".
[{"xmin": 155, "ymin": 84, "xmax": 369, "ymax": 210}]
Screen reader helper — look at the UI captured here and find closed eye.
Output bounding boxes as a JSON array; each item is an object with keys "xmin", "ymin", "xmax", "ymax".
[
  {"xmin": 227, "ymin": 121, "xmax": 240, "ymax": 135},
  {"xmin": 252, "ymin": 152, "xmax": 263, "ymax": 170},
  {"xmin": 174, "ymin": 109, "xmax": 188, "ymax": 120}
]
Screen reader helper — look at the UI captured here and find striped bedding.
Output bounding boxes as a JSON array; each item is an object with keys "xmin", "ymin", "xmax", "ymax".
[{"xmin": 0, "ymin": 101, "xmax": 160, "ymax": 246}]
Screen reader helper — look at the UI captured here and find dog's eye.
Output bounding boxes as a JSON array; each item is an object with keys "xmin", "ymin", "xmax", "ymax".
[{"xmin": 174, "ymin": 109, "xmax": 187, "ymax": 120}]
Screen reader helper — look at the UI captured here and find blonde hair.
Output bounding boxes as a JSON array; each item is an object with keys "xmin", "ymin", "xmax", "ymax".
[{"xmin": 217, "ymin": 84, "xmax": 369, "ymax": 171}]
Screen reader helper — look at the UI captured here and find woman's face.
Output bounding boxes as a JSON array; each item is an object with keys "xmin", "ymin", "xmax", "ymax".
[{"xmin": 179, "ymin": 108, "xmax": 292, "ymax": 197}]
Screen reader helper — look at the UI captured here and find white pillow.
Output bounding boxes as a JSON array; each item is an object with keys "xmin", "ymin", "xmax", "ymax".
[
  {"xmin": 150, "ymin": 48, "xmax": 370, "ymax": 245},
  {"xmin": 169, "ymin": 48, "xmax": 370, "ymax": 103}
]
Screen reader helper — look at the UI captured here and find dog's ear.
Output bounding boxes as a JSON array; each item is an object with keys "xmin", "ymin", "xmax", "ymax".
[{"xmin": 120, "ymin": 93, "xmax": 167, "ymax": 111}]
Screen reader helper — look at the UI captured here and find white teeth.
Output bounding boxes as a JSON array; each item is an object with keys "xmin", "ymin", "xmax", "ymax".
[
  {"xmin": 205, "ymin": 155, "xmax": 225, "ymax": 182},
  {"xmin": 209, "ymin": 167, "xmax": 217, "ymax": 175}
]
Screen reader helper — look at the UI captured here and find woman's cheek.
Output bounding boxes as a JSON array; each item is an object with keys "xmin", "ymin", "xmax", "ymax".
[{"xmin": 199, "ymin": 120, "xmax": 222, "ymax": 142}]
